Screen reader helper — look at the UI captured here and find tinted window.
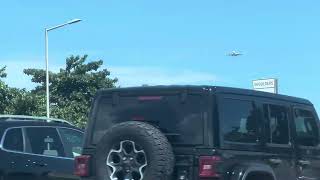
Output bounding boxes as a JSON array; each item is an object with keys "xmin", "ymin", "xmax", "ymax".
[
  {"xmin": 94, "ymin": 95, "xmax": 207, "ymax": 145},
  {"xmin": 25, "ymin": 127, "xmax": 65, "ymax": 157},
  {"xmin": 264, "ymin": 104, "xmax": 289, "ymax": 144},
  {"xmin": 220, "ymin": 98, "xmax": 260, "ymax": 143},
  {"xmin": 294, "ymin": 109, "xmax": 319, "ymax": 147},
  {"xmin": 58, "ymin": 128, "xmax": 84, "ymax": 158},
  {"xmin": 3, "ymin": 128, "xmax": 23, "ymax": 151}
]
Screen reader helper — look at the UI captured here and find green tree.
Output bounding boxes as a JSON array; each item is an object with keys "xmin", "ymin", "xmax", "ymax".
[
  {"xmin": 0, "ymin": 66, "xmax": 7, "ymax": 78},
  {"xmin": 6, "ymin": 89, "xmax": 46, "ymax": 116},
  {"xmin": 24, "ymin": 55, "xmax": 118, "ymax": 127},
  {"xmin": 0, "ymin": 66, "xmax": 44, "ymax": 115},
  {"xmin": 0, "ymin": 66, "xmax": 10, "ymax": 113}
]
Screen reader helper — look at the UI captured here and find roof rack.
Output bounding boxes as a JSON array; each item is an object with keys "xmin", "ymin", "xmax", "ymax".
[{"xmin": 0, "ymin": 115, "xmax": 74, "ymax": 126}]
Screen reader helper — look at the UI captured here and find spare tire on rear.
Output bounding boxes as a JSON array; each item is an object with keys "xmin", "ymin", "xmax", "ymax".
[{"xmin": 95, "ymin": 121, "xmax": 175, "ymax": 180}]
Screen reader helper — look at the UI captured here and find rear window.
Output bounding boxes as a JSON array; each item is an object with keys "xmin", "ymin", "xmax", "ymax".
[{"xmin": 92, "ymin": 94, "xmax": 208, "ymax": 145}]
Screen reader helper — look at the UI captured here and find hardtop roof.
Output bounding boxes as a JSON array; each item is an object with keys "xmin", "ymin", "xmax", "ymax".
[{"xmin": 97, "ymin": 85, "xmax": 312, "ymax": 105}]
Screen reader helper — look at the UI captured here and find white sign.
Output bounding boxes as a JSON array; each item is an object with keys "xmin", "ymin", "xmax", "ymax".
[{"xmin": 252, "ymin": 78, "xmax": 278, "ymax": 94}]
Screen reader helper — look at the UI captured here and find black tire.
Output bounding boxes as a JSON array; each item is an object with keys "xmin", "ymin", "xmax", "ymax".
[{"xmin": 95, "ymin": 121, "xmax": 175, "ymax": 180}]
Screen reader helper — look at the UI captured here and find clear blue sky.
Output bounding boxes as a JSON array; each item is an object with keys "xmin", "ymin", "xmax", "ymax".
[{"xmin": 1, "ymin": 0, "xmax": 319, "ymax": 111}]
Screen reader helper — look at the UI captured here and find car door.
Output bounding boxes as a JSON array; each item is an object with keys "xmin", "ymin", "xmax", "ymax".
[
  {"xmin": 0, "ymin": 127, "xmax": 39, "ymax": 180},
  {"xmin": 23, "ymin": 126, "xmax": 81, "ymax": 180},
  {"xmin": 57, "ymin": 127, "xmax": 84, "ymax": 179},
  {"xmin": 292, "ymin": 106, "xmax": 320, "ymax": 180},
  {"xmin": 259, "ymin": 100, "xmax": 296, "ymax": 180}
]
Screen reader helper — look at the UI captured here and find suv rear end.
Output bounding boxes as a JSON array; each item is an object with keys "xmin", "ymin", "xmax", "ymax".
[
  {"xmin": 78, "ymin": 85, "xmax": 320, "ymax": 180},
  {"xmin": 80, "ymin": 86, "xmax": 216, "ymax": 180}
]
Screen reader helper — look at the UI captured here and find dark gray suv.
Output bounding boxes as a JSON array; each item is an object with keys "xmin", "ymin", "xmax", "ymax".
[
  {"xmin": 76, "ymin": 86, "xmax": 320, "ymax": 180},
  {"xmin": 0, "ymin": 115, "xmax": 84, "ymax": 180}
]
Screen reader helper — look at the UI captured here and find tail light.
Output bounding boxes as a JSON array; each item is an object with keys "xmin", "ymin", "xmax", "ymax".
[
  {"xmin": 199, "ymin": 156, "xmax": 222, "ymax": 178},
  {"xmin": 138, "ymin": 96, "xmax": 163, "ymax": 101},
  {"xmin": 75, "ymin": 155, "xmax": 91, "ymax": 177}
]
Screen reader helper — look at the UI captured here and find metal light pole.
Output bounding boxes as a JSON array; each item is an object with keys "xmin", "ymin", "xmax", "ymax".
[{"xmin": 45, "ymin": 19, "xmax": 82, "ymax": 118}]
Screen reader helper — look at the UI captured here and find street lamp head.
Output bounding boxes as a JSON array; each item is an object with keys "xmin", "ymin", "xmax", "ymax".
[
  {"xmin": 47, "ymin": 19, "xmax": 82, "ymax": 31},
  {"xmin": 67, "ymin": 19, "xmax": 82, "ymax": 24}
]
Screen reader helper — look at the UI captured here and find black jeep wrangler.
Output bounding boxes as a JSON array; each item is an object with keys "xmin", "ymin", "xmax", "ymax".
[{"xmin": 76, "ymin": 86, "xmax": 320, "ymax": 180}]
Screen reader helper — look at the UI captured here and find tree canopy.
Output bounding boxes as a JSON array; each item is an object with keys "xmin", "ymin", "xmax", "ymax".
[
  {"xmin": 24, "ymin": 55, "xmax": 118, "ymax": 127},
  {"xmin": 0, "ymin": 66, "xmax": 10, "ymax": 113},
  {"xmin": 0, "ymin": 55, "xmax": 117, "ymax": 128},
  {"xmin": 0, "ymin": 66, "xmax": 41, "ymax": 115}
]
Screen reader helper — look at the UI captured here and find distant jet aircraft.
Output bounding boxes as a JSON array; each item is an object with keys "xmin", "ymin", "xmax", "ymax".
[{"xmin": 227, "ymin": 51, "xmax": 243, "ymax": 56}]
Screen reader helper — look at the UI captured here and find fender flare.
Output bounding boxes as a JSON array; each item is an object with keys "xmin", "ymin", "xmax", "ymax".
[{"xmin": 229, "ymin": 163, "xmax": 276, "ymax": 180}]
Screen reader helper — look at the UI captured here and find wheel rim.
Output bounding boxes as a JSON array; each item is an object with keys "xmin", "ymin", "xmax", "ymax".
[{"xmin": 106, "ymin": 140, "xmax": 147, "ymax": 180}]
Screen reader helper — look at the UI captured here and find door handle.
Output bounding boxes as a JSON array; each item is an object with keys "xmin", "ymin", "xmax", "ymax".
[
  {"xmin": 269, "ymin": 158, "xmax": 282, "ymax": 165},
  {"xmin": 32, "ymin": 161, "xmax": 48, "ymax": 167},
  {"xmin": 298, "ymin": 160, "xmax": 311, "ymax": 166}
]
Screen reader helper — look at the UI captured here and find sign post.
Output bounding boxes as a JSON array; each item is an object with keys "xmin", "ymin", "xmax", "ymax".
[{"xmin": 252, "ymin": 78, "xmax": 278, "ymax": 94}]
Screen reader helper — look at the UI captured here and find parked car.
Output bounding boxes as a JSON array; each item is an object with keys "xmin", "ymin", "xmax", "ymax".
[
  {"xmin": 76, "ymin": 86, "xmax": 320, "ymax": 180},
  {"xmin": 0, "ymin": 115, "xmax": 84, "ymax": 180}
]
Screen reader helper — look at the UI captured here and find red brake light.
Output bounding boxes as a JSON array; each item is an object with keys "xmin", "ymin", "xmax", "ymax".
[
  {"xmin": 132, "ymin": 116, "xmax": 145, "ymax": 121},
  {"xmin": 138, "ymin": 96, "xmax": 163, "ymax": 101},
  {"xmin": 75, "ymin": 155, "xmax": 91, "ymax": 177},
  {"xmin": 199, "ymin": 156, "xmax": 221, "ymax": 178}
]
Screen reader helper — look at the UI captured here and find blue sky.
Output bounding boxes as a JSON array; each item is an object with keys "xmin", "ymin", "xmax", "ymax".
[{"xmin": 0, "ymin": 0, "xmax": 319, "ymax": 111}]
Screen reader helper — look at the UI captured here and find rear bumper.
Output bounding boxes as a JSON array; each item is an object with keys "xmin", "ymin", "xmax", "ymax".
[{"xmin": 80, "ymin": 177, "xmax": 95, "ymax": 180}]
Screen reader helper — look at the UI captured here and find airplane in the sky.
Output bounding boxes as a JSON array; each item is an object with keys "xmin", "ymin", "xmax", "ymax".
[{"xmin": 227, "ymin": 51, "xmax": 243, "ymax": 56}]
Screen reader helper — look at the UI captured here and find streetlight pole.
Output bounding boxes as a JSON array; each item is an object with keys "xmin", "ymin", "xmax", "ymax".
[
  {"xmin": 45, "ymin": 19, "xmax": 82, "ymax": 118},
  {"xmin": 45, "ymin": 29, "xmax": 49, "ymax": 118}
]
